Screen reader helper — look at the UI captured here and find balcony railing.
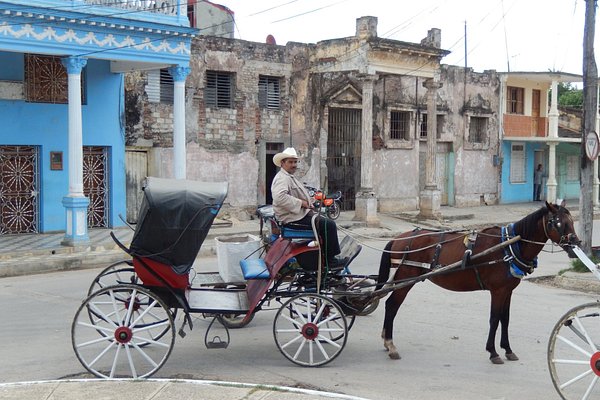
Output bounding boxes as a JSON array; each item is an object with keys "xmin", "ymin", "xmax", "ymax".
[{"xmin": 84, "ymin": 0, "xmax": 180, "ymax": 16}]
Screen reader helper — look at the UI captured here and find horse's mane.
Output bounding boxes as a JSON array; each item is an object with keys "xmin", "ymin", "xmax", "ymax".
[{"xmin": 511, "ymin": 206, "xmax": 548, "ymax": 239}]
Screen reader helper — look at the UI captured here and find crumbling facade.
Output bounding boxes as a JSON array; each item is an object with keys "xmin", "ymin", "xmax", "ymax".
[{"xmin": 125, "ymin": 17, "xmax": 502, "ymax": 218}]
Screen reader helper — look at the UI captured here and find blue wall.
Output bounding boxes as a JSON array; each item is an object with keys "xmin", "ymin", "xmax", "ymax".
[
  {"xmin": 556, "ymin": 143, "xmax": 580, "ymax": 200},
  {"xmin": 500, "ymin": 141, "xmax": 543, "ymax": 203},
  {"xmin": 1, "ymin": 54, "xmax": 125, "ymax": 232}
]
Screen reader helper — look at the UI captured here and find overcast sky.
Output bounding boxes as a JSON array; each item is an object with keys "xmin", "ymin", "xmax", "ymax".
[{"xmin": 211, "ymin": 0, "xmax": 594, "ymax": 75}]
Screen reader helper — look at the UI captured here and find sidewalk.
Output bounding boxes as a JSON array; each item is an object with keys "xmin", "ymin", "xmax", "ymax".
[{"xmin": 0, "ymin": 379, "xmax": 370, "ymax": 400}]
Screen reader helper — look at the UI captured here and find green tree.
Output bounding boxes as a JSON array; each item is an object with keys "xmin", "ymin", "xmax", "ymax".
[{"xmin": 557, "ymin": 82, "xmax": 583, "ymax": 108}]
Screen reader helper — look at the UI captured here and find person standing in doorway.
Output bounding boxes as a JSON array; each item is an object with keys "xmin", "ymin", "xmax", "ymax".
[{"xmin": 533, "ymin": 163, "xmax": 543, "ymax": 201}]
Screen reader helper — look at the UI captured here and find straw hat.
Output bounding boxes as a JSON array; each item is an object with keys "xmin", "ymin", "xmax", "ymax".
[{"xmin": 273, "ymin": 147, "xmax": 298, "ymax": 167}]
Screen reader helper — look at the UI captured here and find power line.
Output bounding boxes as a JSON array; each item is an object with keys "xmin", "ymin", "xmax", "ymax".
[
  {"xmin": 270, "ymin": 0, "xmax": 349, "ymax": 23},
  {"xmin": 249, "ymin": 0, "xmax": 300, "ymax": 17}
]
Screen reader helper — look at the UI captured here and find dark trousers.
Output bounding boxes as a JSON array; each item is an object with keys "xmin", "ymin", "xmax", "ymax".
[
  {"xmin": 287, "ymin": 212, "xmax": 340, "ymax": 259},
  {"xmin": 534, "ymin": 184, "xmax": 541, "ymax": 201}
]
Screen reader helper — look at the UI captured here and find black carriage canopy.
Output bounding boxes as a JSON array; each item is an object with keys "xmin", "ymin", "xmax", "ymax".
[{"xmin": 130, "ymin": 177, "xmax": 228, "ymax": 274}]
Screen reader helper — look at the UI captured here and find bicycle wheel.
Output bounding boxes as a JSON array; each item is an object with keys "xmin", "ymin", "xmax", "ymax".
[
  {"xmin": 273, "ymin": 293, "xmax": 347, "ymax": 367},
  {"xmin": 548, "ymin": 302, "xmax": 600, "ymax": 399},
  {"xmin": 72, "ymin": 284, "xmax": 175, "ymax": 379}
]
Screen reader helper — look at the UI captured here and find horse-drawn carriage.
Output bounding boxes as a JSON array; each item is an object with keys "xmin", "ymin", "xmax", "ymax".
[
  {"xmin": 71, "ymin": 177, "xmax": 597, "ymax": 400},
  {"xmin": 71, "ymin": 177, "xmax": 377, "ymax": 378}
]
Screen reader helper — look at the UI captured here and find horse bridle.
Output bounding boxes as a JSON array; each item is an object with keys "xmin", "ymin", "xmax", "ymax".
[{"xmin": 542, "ymin": 207, "xmax": 578, "ymax": 246}]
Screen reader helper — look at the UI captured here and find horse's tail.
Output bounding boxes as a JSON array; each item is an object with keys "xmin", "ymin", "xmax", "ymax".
[{"xmin": 376, "ymin": 240, "xmax": 394, "ymax": 290}]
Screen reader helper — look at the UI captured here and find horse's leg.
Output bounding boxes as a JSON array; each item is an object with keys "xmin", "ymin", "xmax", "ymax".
[
  {"xmin": 499, "ymin": 291, "xmax": 519, "ymax": 361},
  {"xmin": 382, "ymin": 285, "xmax": 415, "ymax": 360},
  {"xmin": 486, "ymin": 289, "xmax": 509, "ymax": 364}
]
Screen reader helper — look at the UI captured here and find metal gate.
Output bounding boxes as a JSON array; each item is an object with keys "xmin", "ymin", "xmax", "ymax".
[
  {"xmin": 83, "ymin": 146, "xmax": 109, "ymax": 228},
  {"xmin": 327, "ymin": 108, "xmax": 361, "ymax": 210},
  {"xmin": 0, "ymin": 145, "xmax": 39, "ymax": 234}
]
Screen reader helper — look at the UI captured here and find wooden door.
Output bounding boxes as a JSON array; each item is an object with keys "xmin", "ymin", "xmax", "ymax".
[{"xmin": 532, "ymin": 89, "xmax": 541, "ymax": 135}]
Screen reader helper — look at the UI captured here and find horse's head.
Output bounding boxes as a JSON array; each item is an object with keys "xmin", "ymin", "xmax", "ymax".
[{"xmin": 544, "ymin": 200, "xmax": 579, "ymax": 257}]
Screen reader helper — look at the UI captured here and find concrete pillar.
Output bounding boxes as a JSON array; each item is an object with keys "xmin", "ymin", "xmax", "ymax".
[
  {"xmin": 419, "ymin": 78, "xmax": 443, "ymax": 219},
  {"xmin": 547, "ymin": 142, "xmax": 558, "ymax": 203},
  {"xmin": 546, "ymin": 80, "xmax": 559, "ymax": 204},
  {"xmin": 61, "ymin": 56, "xmax": 89, "ymax": 246},
  {"xmin": 594, "ymin": 86, "xmax": 600, "ymax": 207},
  {"xmin": 169, "ymin": 65, "xmax": 191, "ymax": 179},
  {"xmin": 548, "ymin": 80, "xmax": 559, "ymax": 139},
  {"xmin": 354, "ymin": 74, "xmax": 380, "ymax": 227}
]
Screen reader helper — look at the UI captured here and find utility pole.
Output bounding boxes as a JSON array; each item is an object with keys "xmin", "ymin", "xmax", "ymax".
[{"xmin": 580, "ymin": 0, "xmax": 598, "ymax": 254}]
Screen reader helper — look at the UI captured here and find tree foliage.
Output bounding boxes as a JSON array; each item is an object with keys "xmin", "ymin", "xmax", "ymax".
[{"xmin": 557, "ymin": 82, "xmax": 583, "ymax": 108}]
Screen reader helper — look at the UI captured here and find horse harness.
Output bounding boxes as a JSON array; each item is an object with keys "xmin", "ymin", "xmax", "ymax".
[
  {"xmin": 501, "ymin": 223, "xmax": 537, "ymax": 279},
  {"xmin": 389, "ymin": 228, "xmax": 522, "ymax": 289}
]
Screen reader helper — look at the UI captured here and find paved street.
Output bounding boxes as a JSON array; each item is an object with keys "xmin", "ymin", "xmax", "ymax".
[{"xmin": 1, "ymin": 234, "xmax": 597, "ymax": 400}]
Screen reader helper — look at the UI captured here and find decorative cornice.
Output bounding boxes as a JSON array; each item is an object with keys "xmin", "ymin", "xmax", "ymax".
[{"xmin": 0, "ymin": 22, "xmax": 191, "ymax": 55}]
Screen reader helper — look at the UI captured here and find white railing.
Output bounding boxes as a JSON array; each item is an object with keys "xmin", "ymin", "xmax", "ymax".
[{"xmin": 84, "ymin": 0, "xmax": 180, "ymax": 16}]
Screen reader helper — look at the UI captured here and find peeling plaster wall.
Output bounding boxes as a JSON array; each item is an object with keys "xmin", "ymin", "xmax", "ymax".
[
  {"xmin": 126, "ymin": 30, "xmax": 501, "ymax": 214},
  {"xmin": 440, "ymin": 65, "xmax": 501, "ymax": 206}
]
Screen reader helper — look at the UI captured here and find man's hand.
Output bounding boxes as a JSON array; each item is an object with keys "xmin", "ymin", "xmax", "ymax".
[{"xmin": 301, "ymin": 200, "xmax": 313, "ymax": 209}]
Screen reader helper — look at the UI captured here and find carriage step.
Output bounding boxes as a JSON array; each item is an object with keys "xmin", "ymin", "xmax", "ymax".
[{"xmin": 206, "ymin": 336, "xmax": 229, "ymax": 349}]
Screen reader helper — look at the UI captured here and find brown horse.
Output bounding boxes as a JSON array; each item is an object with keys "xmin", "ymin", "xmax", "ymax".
[{"xmin": 376, "ymin": 201, "xmax": 579, "ymax": 364}]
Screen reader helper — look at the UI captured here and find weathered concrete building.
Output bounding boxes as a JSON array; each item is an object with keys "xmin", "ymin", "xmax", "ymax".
[{"xmin": 125, "ymin": 16, "xmax": 502, "ymax": 220}]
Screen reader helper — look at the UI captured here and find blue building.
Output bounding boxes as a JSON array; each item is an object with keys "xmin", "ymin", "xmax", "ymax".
[
  {"xmin": 499, "ymin": 72, "xmax": 586, "ymax": 204},
  {"xmin": 0, "ymin": 0, "xmax": 194, "ymax": 244}
]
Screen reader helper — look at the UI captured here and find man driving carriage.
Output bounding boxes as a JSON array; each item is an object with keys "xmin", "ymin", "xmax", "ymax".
[{"xmin": 271, "ymin": 147, "xmax": 346, "ymax": 267}]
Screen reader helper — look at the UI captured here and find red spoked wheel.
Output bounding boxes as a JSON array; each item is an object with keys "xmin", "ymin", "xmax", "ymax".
[
  {"xmin": 273, "ymin": 294, "xmax": 347, "ymax": 367},
  {"xmin": 72, "ymin": 284, "xmax": 175, "ymax": 379},
  {"xmin": 548, "ymin": 302, "xmax": 600, "ymax": 399}
]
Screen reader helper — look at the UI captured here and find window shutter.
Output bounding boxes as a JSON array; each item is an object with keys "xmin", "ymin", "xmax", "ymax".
[
  {"xmin": 159, "ymin": 69, "xmax": 174, "ymax": 103},
  {"xmin": 259, "ymin": 75, "xmax": 281, "ymax": 109},
  {"xmin": 510, "ymin": 143, "xmax": 525, "ymax": 183},
  {"xmin": 146, "ymin": 70, "xmax": 160, "ymax": 103}
]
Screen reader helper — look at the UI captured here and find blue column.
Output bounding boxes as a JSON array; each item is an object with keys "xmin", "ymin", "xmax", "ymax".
[{"xmin": 61, "ymin": 56, "xmax": 89, "ymax": 246}]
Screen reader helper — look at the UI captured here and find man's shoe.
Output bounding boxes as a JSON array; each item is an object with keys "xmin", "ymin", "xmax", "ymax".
[{"xmin": 326, "ymin": 255, "xmax": 349, "ymax": 267}]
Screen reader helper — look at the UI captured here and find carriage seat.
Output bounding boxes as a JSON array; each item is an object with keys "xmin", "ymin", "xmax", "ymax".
[
  {"xmin": 280, "ymin": 225, "xmax": 316, "ymax": 239},
  {"xmin": 256, "ymin": 205, "xmax": 316, "ymax": 241},
  {"xmin": 239, "ymin": 258, "xmax": 270, "ymax": 279}
]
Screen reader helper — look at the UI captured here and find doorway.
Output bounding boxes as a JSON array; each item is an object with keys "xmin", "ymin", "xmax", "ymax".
[
  {"xmin": 327, "ymin": 108, "xmax": 361, "ymax": 210},
  {"xmin": 265, "ymin": 142, "xmax": 283, "ymax": 205}
]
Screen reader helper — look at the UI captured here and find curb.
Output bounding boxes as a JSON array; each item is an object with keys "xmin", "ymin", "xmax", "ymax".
[{"xmin": 0, "ymin": 379, "xmax": 371, "ymax": 400}]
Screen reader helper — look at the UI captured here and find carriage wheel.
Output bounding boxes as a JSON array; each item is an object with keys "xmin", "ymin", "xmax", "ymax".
[
  {"xmin": 72, "ymin": 284, "xmax": 175, "ymax": 379},
  {"xmin": 273, "ymin": 294, "xmax": 347, "ymax": 367},
  {"xmin": 548, "ymin": 302, "xmax": 600, "ymax": 399},
  {"xmin": 88, "ymin": 260, "xmax": 137, "ymax": 295},
  {"xmin": 87, "ymin": 262, "xmax": 176, "ymax": 346},
  {"xmin": 217, "ymin": 312, "xmax": 255, "ymax": 329}
]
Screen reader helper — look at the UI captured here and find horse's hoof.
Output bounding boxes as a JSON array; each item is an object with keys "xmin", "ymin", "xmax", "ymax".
[
  {"xmin": 505, "ymin": 352, "xmax": 519, "ymax": 361},
  {"xmin": 388, "ymin": 352, "xmax": 401, "ymax": 360},
  {"xmin": 490, "ymin": 356, "xmax": 504, "ymax": 365}
]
